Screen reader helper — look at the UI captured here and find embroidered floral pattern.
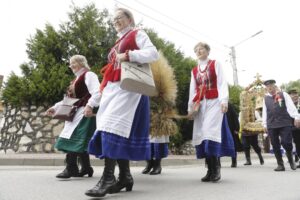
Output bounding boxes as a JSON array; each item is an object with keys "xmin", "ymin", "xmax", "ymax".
[{"xmin": 274, "ymin": 92, "xmax": 283, "ymax": 107}]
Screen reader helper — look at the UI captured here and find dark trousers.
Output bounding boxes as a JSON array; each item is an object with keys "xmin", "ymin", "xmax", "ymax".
[
  {"xmin": 268, "ymin": 126, "xmax": 293, "ymax": 155},
  {"xmin": 242, "ymin": 135, "xmax": 261, "ymax": 154},
  {"xmin": 292, "ymin": 128, "xmax": 300, "ymax": 156}
]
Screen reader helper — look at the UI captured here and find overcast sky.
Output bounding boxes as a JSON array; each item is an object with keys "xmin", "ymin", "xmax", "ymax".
[{"xmin": 1, "ymin": 0, "xmax": 299, "ymax": 87}]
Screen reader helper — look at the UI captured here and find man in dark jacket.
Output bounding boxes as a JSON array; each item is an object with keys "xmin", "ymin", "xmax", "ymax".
[{"xmin": 262, "ymin": 80, "xmax": 300, "ymax": 171}]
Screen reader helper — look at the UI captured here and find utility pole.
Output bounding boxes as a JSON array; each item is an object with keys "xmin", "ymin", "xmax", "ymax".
[
  {"xmin": 229, "ymin": 30, "xmax": 263, "ymax": 86},
  {"xmin": 230, "ymin": 47, "xmax": 238, "ymax": 85}
]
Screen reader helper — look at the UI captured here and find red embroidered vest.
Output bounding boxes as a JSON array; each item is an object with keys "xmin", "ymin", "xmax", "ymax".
[
  {"xmin": 192, "ymin": 60, "xmax": 218, "ymax": 101},
  {"xmin": 105, "ymin": 29, "xmax": 139, "ymax": 83},
  {"xmin": 70, "ymin": 71, "xmax": 91, "ymax": 107}
]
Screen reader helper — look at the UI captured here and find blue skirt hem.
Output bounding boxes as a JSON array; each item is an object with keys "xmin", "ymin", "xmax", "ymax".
[{"xmin": 195, "ymin": 115, "xmax": 235, "ymax": 159}]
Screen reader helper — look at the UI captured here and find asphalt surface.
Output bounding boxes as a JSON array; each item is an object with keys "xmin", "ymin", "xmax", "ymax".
[{"xmin": 0, "ymin": 153, "xmax": 299, "ymax": 200}]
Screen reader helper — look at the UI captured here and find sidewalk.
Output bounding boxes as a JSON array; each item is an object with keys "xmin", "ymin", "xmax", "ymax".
[{"xmin": 0, "ymin": 152, "xmax": 275, "ymax": 166}]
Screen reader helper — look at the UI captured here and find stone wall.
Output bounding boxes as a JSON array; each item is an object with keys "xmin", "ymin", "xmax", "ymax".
[
  {"xmin": 0, "ymin": 104, "xmax": 64, "ymax": 153},
  {"xmin": 0, "ymin": 103, "xmax": 197, "ymax": 155},
  {"xmin": 170, "ymin": 140, "xmax": 196, "ymax": 155}
]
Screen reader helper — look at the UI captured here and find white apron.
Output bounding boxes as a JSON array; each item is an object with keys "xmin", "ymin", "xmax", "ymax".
[
  {"xmin": 59, "ymin": 107, "xmax": 84, "ymax": 139},
  {"xmin": 96, "ymin": 81, "xmax": 141, "ymax": 138},
  {"xmin": 192, "ymin": 98, "xmax": 223, "ymax": 146},
  {"xmin": 150, "ymin": 135, "xmax": 170, "ymax": 143}
]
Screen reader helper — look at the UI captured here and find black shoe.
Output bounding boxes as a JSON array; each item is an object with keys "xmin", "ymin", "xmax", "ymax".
[
  {"xmin": 258, "ymin": 154, "xmax": 264, "ymax": 165},
  {"xmin": 56, "ymin": 153, "xmax": 79, "ymax": 178},
  {"xmin": 274, "ymin": 165, "xmax": 285, "ymax": 171},
  {"xmin": 56, "ymin": 167, "xmax": 79, "ymax": 178},
  {"xmin": 231, "ymin": 157, "xmax": 237, "ymax": 168},
  {"xmin": 286, "ymin": 151, "xmax": 297, "ymax": 170},
  {"xmin": 110, "ymin": 159, "xmax": 134, "ymax": 193},
  {"xmin": 85, "ymin": 158, "xmax": 116, "ymax": 197},
  {"xmin": 244, "ymin": 160, "xmax": 252, "ymax": 165},
  {"xmin": 85, "ymin": 176, "xmax": 116, "ymax": 197},
  {"xmin": 201, "ymin": 158, "xmax": 212, "ymax": 182},
  {"xmin": 150, "ymin": 167, "xmax": 162, "ymax": 175},
  {"xmin": 78, "ymin": 167, "xmax": 94, "ymax": 177},
  {"xmin": 142, "ymin": 160, "xmax": 153, "ymax": 174},
  {"xmin": 274, "ymin": 151, "xmax": 285, "ymax": 171},
  {"xmin": 244, "ymin": 149, "xmax": 252, "ymax": 165},
  {"xmin": 78, "ymin": 152, "xmax": 93, "ymax": 177},
  {"xmin": 111, "ymin": 178, "xmax": 134, "ymax": 193},
  {"xmin": 289, "ymin": 162, "xmax": 297, "ymax": 170},
  {"xmin": 201, "ymin": 170, "xmax": 211, "ymax": 182},
  {"xmin": 210, "ymin": 157, "xmax": 221, "ymax": 182},
  {"xmin": 150, "ymin": 159, "xmax": 162, "ymax": 175}
]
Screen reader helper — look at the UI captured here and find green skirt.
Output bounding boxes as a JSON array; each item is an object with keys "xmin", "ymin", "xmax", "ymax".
[{"xmin": 55, "ymin": 116, "xmax": 96, "ymax": 153}]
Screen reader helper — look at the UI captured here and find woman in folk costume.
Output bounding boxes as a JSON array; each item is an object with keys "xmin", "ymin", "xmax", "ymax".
[
  {"xmin": 187, "ymin": 42, "xmax": 235, "ymax": 182},
  {"xmin": 45, "ymin": 55, "xmax": 100, "ymax": 178},
  {"xmin": 85, "ymin": 8, "xmax": 159, "ymax": 198}
]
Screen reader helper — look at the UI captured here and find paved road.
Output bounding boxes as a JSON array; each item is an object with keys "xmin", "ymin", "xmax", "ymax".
[{"xmin": 0, "ymin": 158, "xmax": 299, "ymax": 200}]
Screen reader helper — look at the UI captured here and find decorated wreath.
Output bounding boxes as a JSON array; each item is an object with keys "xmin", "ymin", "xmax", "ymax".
[{"xmin": 240, "ymin": 74, "xmax": 265, "ymax": 134}]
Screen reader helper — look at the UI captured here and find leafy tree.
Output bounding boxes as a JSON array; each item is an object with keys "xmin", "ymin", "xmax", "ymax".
[
  {"xmin": 229, "ymin": 84, "xmax": 243, "ymax": 113},
  {"xmin": 281, "ymin": 79, "xmax": 300, "ymax": 93},
  {"xmin": 2, "ymin": 4, "xmax": 116, "ymax": 106}
]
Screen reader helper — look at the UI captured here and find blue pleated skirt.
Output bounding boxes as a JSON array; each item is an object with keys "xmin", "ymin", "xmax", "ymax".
[
  {"xmin": 150, "ymin": 143, "xmax": 169, "ymax": 159},
  {"xmin": 88, "ymin": 95, "xmax": 151, "ymax": 161},
  {"xmin": 195, "ymin": 115, "xmax": 235, "ymax": 159}
]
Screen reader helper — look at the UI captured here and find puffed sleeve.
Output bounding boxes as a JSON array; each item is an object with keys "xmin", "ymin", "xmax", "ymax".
[
  {"xmin": 215, "ymin": 60, "xmax": 229, "ymax": 105},
  {"xmin": 283, "ymin": 92, "xmax": 300, "ymax": 119},
  {"xmin": 128, "ymin": 30, "xmax": 159, "ymax": 63},
  {"xmin": 85, "ymin": 71, "xmax": 101, "ymax": 108},
  {"xmin": 188, "ymin": 71, "xmax": 196, "ymax": 112}
]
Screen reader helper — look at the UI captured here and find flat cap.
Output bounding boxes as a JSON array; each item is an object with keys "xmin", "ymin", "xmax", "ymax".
[
  {"xmin": 287, "ymin": 88, "xmax": 298, "ymax": 94},
  {"xmin": 263, "ymin": 79, "xmax": 276, "ymax": 85}
]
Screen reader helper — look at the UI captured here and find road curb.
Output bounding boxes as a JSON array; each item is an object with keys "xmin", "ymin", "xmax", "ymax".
[{"xmin": 0, "ymin": 153, "xmax": 275, "ymax": 166}]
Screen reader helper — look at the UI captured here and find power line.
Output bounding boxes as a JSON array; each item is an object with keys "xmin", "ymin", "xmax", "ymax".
[
  {"xmin": 114, "ymin": 0, "xmax": 199, "ymax": 41},
  {"xmin": 113, "ymin": 0, "xmax": 227, "ymax": 54},
  {"xmin": 134, "ymin": 0, "xmax": 226, "ymax": 48}
]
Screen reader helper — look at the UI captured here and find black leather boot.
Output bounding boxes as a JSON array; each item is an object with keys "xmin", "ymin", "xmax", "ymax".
[
  {"xmin": 274, "ymin": 152, "xmax": 285, "ymax": 171},
  {"xmin": 110, "ymin": 159, "xmax": 134, "ymax": 193},
  {"xmin": 201, "ymin": 158, "xmax": 212, "ymax": 182},
  {"xmin": 56, "ymin": 152, "xmax": 79, "ymax": 178},
  {"xmin": 286, "ymin": 151, "xmax": 297, "ymax": 170},
  {"xmin": 142, "ymin": 159, "xmax": 153, "ymax": 174},
  {"xmin": 231, "ymin": 157, "xmax": 237, "ymax": 168},
  {"xmin": 210, "ymin": 156, "xmax": 221, "ymax": 182},
  {"xmin": 258, "ymin": 153, "xmax": 264, "ymax": 165},
  {"xmin": 150, "ymin": 159, "xmax": 162, "ymax": 175},
  {"xmin": 85, "ymin": 158, "xmax": 116, "ymax": 197},
  {"xmin": 244, "ymin": 149, "xmax": 252, "ymax": 165},
  {"xmin": 78, "ymin": 152, "xmax": 94, "ymax": 177}
]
